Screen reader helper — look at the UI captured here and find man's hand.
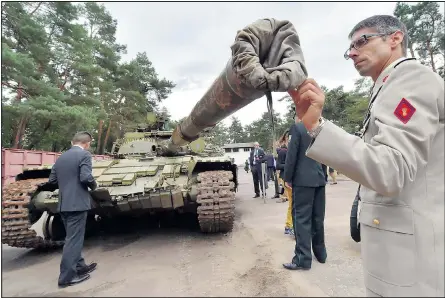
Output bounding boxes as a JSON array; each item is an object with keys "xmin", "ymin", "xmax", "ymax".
[
  {"xmin": 285, "ymin": 182, "xmax": 292, "ymax": 189},
  {"xmin": 288, "ymin": 78, "xmax": 325, "ymax": 131}
]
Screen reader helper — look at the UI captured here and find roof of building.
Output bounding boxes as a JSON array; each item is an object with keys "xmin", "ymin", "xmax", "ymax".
[{"xmin": 223, "ymin": 142, "xmax": 255, "ymax": 149}]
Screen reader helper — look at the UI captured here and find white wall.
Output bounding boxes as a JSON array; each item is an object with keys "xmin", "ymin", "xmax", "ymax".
[{"xmin": 224, "ymin": 151, "xmax": 251, "ymax": 167}]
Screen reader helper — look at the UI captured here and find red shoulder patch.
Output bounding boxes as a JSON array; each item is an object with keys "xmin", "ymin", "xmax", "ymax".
[{"xmin": 394, "ymin": 98, "xmax": 416, "ymax": 124}]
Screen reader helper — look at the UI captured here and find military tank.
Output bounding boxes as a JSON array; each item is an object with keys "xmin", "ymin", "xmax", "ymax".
[
  {"xmin": 2, "ymin": 17, "xmax": 307, "ymax": 250},
  {"xmin": 1, "ymin": 112, "xmax": 237, "ymax": 249}
]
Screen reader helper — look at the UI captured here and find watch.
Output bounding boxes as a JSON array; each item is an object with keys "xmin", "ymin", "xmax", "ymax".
[{"xmin": 307, "ymin": 117, "xmax": 326, "ymax": 138}]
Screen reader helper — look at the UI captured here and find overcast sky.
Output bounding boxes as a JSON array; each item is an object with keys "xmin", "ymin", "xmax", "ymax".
[{"xmin": 101, "ymin": 1, "xmax": 399, "ymax": 126}]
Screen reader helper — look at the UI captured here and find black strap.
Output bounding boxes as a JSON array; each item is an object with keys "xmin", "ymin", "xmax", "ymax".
[
  {"xmin": 362, "ymin": 85, "xmax": 383, "ymax": 129},
  {"xmin": 265, "ymin": 91, "xmax": 276, "ymax": 155},
  {"xmin": 394, "ymin": 57, "xmax": 416, "ymax": 68},
  {"xmin": 362, "ymin": 57, "xmax": 416, "ymax": 129}
]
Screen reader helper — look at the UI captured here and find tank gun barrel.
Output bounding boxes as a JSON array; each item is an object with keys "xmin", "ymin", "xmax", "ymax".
[{"xmin": 169, "ymin": 18, "xmax": 308, "ymax": 149}]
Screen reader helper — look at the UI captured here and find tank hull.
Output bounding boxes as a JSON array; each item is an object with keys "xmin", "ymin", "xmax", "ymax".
[{"xmin": 1, "ymin": 155, "xmax": 238, "ymax": 249}]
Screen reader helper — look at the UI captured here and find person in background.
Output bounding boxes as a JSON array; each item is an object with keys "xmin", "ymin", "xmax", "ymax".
[
  {"xmin": 266, "ymin": 151, "xmax": 280, "ymax": 199},
  {"xmin": 266, "ymin": 153, "xmax": 275, "ymax": 181},
  {"xmin": 289, "ymin": 15, "xmax": 443, "ymax": 297},
  {"xmin": 283, "ymin": 116, "xmax": 327, "ymax": 270},
  {"xmin": 249, "ymin": 141, "xmax": 266, "ymax": 197},
  {"xmin": 244, "ymin": 159, "xmax": 249, "ymax": 173},
  {"xmin": 328, "ymin": 167, "xmax": 338, "ymax": 184},
  {"xmin": 275, "ymin": 140, "xmax": 288, "ymax": 203},
  {"xmin": 276, "ymin": 130, "xmax": 294, "ymax": 237}
]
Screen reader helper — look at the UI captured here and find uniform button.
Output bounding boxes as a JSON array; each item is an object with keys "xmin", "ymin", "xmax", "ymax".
[{"xmin": 373, "ymin": 219, "xmax": 380, "ymax": 225}]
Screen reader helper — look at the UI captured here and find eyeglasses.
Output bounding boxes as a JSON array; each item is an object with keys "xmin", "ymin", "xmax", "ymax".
[{"xmin": 344, "ymin": 33, "xmax": 389, "ymax": 60}]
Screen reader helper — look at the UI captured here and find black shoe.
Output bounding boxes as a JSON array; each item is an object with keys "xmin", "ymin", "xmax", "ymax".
[
  {"xmin": 253, "ymin": 194, "xmax": 260, "ymax": 198},
  {"xmin": 313, "ymin": 246, "xmax": 327, "ymax": 263},
  {"xmin": 78, "ymin": 262, "xmax": 97, "ymax": 275},
  {"xmin": 58, "ymin": 273, "xmax": 90, "ymax": 288},
  {"xmin": 313, "ymin": 252, "xmax": 327, "ymax": 264},
  {"xmin": 282, "ymin": 263, "xmax": 310, "ymax": 270}
]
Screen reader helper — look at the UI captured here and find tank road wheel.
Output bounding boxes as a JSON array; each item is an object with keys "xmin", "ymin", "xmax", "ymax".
[
  {"xmin": 42, "ymin": 213, "xmax": 66, "ymax": 242},
  {"xmin": 1, "ymin": 179, "xmax": 65, "ymax": 249},
  {"xmin": 196, "ymin": 170, "xmax": 236, "ymax": 233}
]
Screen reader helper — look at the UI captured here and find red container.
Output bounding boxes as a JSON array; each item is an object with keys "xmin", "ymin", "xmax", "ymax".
[{"xmin": 1, "ymin": 148, "xmax": 110, "ymax": 186}]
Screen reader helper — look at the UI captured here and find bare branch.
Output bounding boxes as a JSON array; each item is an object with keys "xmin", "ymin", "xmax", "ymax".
[{"xmin": 30, "ymin": 2, "xmax": 42, "ymax": 15}]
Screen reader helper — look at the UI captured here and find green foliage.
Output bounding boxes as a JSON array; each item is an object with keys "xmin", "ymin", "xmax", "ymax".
[
  {"xmin": 228, "ymin": 116, "xmax": 247, "ymax": 143},
  {"xmin": 394, "ymin": 1, "xmax": 444, "ymax": 77},
  {"xmin": 1, "ymin": 2, "xmax": 175, "ymax": 153},
  {"xmin": 207, "ymin": 122, "xmax": 229, "ymax": 147}
]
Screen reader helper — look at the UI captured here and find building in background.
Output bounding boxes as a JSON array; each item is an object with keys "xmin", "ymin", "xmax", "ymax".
[{"xmin": 223, "ymin": 142, "xmax": 255, "ymax": 166}]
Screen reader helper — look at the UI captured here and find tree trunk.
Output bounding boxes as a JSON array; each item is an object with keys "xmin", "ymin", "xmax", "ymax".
[
  {"xmin": 16, "ymin": 81, "xmax": 23, "ymax": 102},
  {"xmin": 409, "ymin": 44, "xmax": 415, "ymax": 58},
  {"xmin": 59, "ymin": 68, "xmax": 69, "ymax": 91},
  {"xmin": 12, "ymin": 116, "xmax": 28, "ymax": 149},
  {"xmin": 96, "ymin": 119, "xmax": 103, "ymax": 154},
  {"xmin": 102, "ymin": 120, "xmax": 112, "ymax": 154},
  {"xmin": 427, "ymin": 42, "xmax": 436, "ymax": 72}
]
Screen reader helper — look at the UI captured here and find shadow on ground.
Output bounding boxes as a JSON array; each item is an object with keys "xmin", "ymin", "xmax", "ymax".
[{"xmin": 2, "ymin": 209, "xmax": 240, "ymax": 272}]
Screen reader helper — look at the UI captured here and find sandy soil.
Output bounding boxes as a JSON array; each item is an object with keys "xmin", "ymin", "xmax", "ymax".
[{"xmin": 1, "ymin": 170, "xmax": 365, "ymax": 297}]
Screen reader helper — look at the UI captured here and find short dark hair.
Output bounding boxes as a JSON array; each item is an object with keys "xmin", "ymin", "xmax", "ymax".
[
  {"xmin": 348, "ymin": 15, "xmax": 408, "ymax": 56},
  {"xmin": 72, "ymin": 131, "xmax": 92, "ymax": 144}
]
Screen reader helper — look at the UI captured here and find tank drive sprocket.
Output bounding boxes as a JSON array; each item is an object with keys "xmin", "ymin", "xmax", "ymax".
[
  {"xmin": 2, "ymin": 178, "xmax": 65, "ymax": 249},
  {"xmin": 196, "ymin": 170, "xmax": 236, "ymax": 233}
]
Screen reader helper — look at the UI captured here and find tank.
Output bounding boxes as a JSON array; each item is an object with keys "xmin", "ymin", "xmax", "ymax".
[
  {"xmin": 2, "ymin": 17, "xmax": 307, "ymax": 249},
  {"xmin": 1, "ymin": 112, "xmax": 238, "ymax": 249}
]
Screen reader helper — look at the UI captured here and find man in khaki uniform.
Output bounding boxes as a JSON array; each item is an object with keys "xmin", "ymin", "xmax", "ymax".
[{"xmin": 289, "ymin": 15, "xmax": 444, "ymax": 297}]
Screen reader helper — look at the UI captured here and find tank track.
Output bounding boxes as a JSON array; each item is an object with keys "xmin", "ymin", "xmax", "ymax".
[
  {"xmin": 196, "ymin": 170, "xmax": 236, "ymax": 233},
  {"xmin": 2, "ymin": 178, "xmax": 65, "ymax": 249}
]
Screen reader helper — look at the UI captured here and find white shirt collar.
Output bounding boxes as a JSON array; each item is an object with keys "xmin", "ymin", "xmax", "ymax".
[{"xmin": 72, "ymin": 144, "xmax": 84, "ymax": 150}]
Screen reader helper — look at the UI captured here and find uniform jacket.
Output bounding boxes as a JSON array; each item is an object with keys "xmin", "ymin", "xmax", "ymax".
[
  {"xmin": 306, "ymin": 58, "xmax": 444, "ymax": 297},
  {"xmin": 276, "ymin": 145, "xmax": 288, "ymax": 180},
  {"xmin": 249, "ymin": 147, "xmax": 265, "ymax": 168},
  {"xmin": 284, "ymin": 122, "xmax": 326, "ymax": 187},
  {"xmin": 48, "ymin": 146, "xmax": 98, "ymax": 212}
]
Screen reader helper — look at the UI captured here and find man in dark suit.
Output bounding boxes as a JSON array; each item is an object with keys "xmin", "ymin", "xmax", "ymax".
[
  {"xmin": 282, "ymin": 118, "xmax": 327, "ymax": 270},
  {"xmin": 48, "ymin": 131, "xmax": 98, "ymax": 287},
  {"xmin": 249, "ymin": 142, "xmax": 266, "ymax": 197},
  {"xmin": 266, "ymin": 152, "xmax": 280, "ymax": 199},
  {"xmin": 265, "ymin": 153, "xmax": 275, "ymax": 181}
]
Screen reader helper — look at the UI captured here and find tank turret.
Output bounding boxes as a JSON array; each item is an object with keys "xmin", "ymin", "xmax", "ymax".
[{"xmin": 110, "ymin": 111, "xmax": 221, "ymax": 158}]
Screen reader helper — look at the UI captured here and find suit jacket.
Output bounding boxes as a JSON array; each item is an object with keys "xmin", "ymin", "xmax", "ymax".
[
  {"xmin": 249, "ymin": 147, "xmax": 265, "ymax": 168},
  {"xmin": 321, "ymin": 164, "xmax": 328, "ymax": 181},
  {"xmin": 276, "ymin": 145, "xmax": 287, "ymax": 179},
  {"xmin": 48, "ymin": 146, "xmax": 97, "ymax": 212},
  {"xmin": 266, "ymin": 154, "xmax": 275, "ymax": 168},
  {"xmin": 306, "ymin": 58, "xmax": 444, "ymax": 297},
  {"xmin": 284, "ymin": 122, "xmax": 326, "ymax": 187}
]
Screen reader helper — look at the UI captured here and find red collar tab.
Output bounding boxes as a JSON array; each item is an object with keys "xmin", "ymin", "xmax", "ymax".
[
  {"xmin": 394, "ymin": 98, "xmax": 416, "ymax": 124},
  {"xmin": 383, "ymin": 75, "xmax": 389, "ymax": 83}
]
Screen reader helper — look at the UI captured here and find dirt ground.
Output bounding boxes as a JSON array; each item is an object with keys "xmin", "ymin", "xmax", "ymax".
[{"xmin": 1, "ymin": 170, "xmax": 365, "ymax": 297}]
